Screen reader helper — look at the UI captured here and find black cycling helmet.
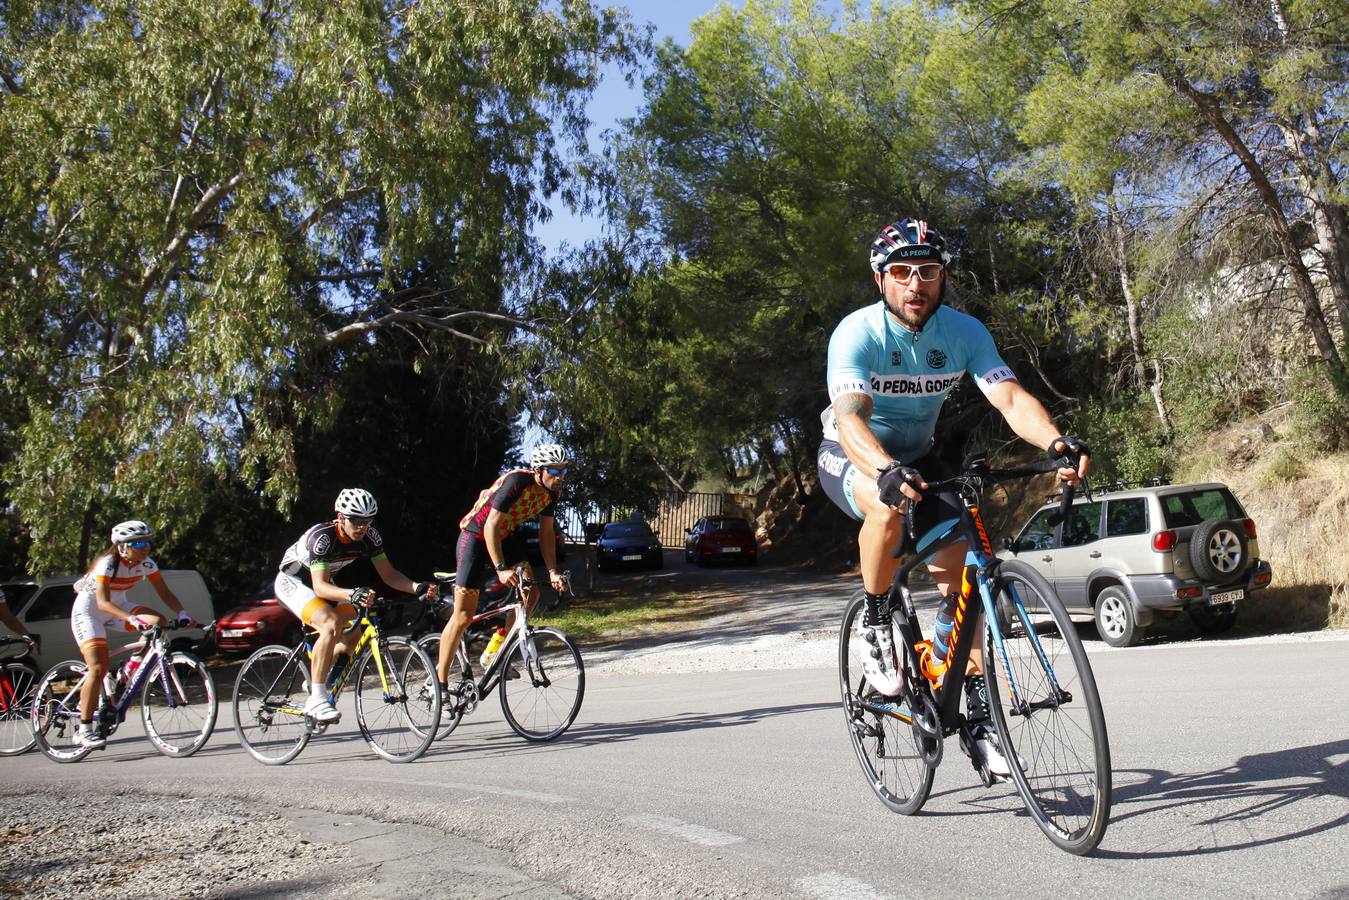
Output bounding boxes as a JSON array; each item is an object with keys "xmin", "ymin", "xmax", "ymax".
[{"xmin": 869, "ymin": 218, "xmax": 953, "ymax": 272}]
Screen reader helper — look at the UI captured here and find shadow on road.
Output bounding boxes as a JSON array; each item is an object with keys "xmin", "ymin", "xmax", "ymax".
[{"xmin": 1093, "ymin": 737, "xmax": 1349, "ymax": 859}]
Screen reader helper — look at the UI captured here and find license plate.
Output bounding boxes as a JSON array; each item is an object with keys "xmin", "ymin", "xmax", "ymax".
[
  {"xmin": 622, "ymin": 554, "xmax": 642, "ymax": 561},
  {"xmin": 221, "ymin": 629, "xmax": 247, "ymax": 638},
  {"xmin": 721, "ymin": 546, "xmax": 741, "ymax": 553},
  {"xmin": 1209, "ymin": 589, "xmax": 1243, "ymax": 606}
]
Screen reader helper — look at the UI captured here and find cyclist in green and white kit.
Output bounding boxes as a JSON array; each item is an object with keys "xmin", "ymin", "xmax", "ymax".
[{"xmin": 817, "ymin": 217, "xmax": 1089, "ymax": 776}]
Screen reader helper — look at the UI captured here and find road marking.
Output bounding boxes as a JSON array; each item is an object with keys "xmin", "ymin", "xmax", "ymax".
[
  {"xmin": 795, "ymin": 872, "xmax": 888, "ymax": 899},
  {"xmin": 359, "ymin": 776, "xmax": 573, "ymax": 805},
  {"xmin": 624, "ymin": 814, "xmax": 745, "ymax": 847}
]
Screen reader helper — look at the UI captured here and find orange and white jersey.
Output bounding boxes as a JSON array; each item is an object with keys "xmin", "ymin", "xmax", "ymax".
[{"xmin": 74, "ymin": 552, "xmax": 164, "ymax": 597}]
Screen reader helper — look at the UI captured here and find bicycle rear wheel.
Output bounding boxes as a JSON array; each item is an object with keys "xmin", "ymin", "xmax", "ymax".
[
  {"xmin": 412, "ymin": 634, "xmax": 469, "ymax": 740},
  {"xmin": 0, "ymin": 662, "xmax": 39, "ymax": 755},
  {"xmin": 839, "ymin": 592, "xmax": 935, "ymax": 814},
  {"xmin": 499, "ymin": 627, "xmax": 584, "ymax": 741},
  {"xmin": 232, "ymin": 645, "xmax": 311, "ymax": 766},
  {"xmin": 982, "ymin": 560, "xmax": 1111, "ymax": 855},
  {"xmin": 32, "ymin": 661, "xmax": 92, "ymax": 763},
  {"xmin": 354, "ymin": 637, "xmax": 440, "ymax": 763},
  {"xmin": 141, "ymin": 652, "xmax": 218, "ymax": 757}
]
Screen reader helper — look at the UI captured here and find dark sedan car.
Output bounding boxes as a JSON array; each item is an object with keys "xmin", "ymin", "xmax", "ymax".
[
  {"xmin": 516, "ymin": 518, "xmax": 568, "ymax": 566},
  {"xmin": 595, "ymin": 521, "xmax": 663, "ymax": 571},
  {"xmin": 685, "ymin": 516, "xmax": 758, "ymax": 566}
]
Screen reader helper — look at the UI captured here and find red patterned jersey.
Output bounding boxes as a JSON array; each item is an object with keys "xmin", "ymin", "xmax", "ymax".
[{"xmin": 459, "ymin": 470, "xmax": 558, "ymax": 537}]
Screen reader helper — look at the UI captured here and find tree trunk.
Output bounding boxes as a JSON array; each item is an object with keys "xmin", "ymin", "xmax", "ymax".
[
  {"xmin": 1170, "ymin": 73, "xmax": 1347, "ymax": 386},
  {"xmin": 1106, "ymin": 193, "xmax": 1173, "ymax": 438},
  {"xmin": 78, "ymin": 502, "xmax": 98, "ymax": 572}
]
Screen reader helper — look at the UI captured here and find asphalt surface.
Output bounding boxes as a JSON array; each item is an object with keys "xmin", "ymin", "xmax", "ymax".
[{"xmin": 5, "ymin": 554, "xmax": 1348, "ymax": 898}]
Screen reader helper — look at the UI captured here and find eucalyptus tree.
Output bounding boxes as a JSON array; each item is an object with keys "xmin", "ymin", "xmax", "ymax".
[{"xmin": 0, "ymin": 0, "xmax": 633, "ymax": 572}]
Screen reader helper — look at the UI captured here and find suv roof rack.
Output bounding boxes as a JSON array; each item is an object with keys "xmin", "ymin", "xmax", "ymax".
[{"xmin": 1042, "ymin": 475, "xmax": 1168, "ymax": 503}]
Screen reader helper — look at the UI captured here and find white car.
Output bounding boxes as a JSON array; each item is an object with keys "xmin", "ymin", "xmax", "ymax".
[{"xmin": 1, "ymin": 571, "xmax": 213, "ymax": 670}]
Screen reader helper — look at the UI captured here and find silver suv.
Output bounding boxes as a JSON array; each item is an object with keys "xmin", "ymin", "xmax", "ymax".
[{"xmin": 1000, "ymin": 480, "xmax": 1273, "ymax": 647}]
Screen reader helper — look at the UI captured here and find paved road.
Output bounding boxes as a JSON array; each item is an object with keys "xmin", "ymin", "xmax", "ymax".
[{"xmin": 6, "ymin": 559, "xmax": 1348, "ymax": 898}]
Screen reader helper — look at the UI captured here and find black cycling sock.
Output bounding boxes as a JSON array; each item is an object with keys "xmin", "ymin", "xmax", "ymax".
[
  {"xmin": 80, "ymin": 719, "xmax": 92, "ymax": 727},
  {"xmin": 965, "ymin": 674, "xmax": 990, "ymax": 722},
  {"xmin": 862, "ymin": 590, "xmax": 889, "ymax": 627}
]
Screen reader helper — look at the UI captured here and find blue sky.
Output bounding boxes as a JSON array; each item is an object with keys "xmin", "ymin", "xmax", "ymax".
[{"xmin": 533, "ymin": 1, "xmax": 735, "ymax": 255}]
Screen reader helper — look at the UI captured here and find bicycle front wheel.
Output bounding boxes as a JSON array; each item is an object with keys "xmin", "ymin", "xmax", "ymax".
[
  {"xmin": 499, "ymin": 628, "xmax": 584, "ymax": 742},
  {"xmin": 839, "ymin": 591, "xmax": 935, "ymax": 815},
  {"xmin": 354, "ymin": 637, "xmax": 440, "ymax": 763},
  {"xmin": 141, "ymin": 652, "xmax": 218, "ymax": 757},
  {"xmin": 983, "ymin": 560, "xmax": 1111, "ymax": 855},
  {"xmin": 32, "ymin": 661, "xmax": 92, "ymax": 763},
  {"xmin": 412, "ymin": 634, "xmax": 468, "ymax": 740},
  {"xmin": 232, "ymin": 645, "xmax": 311, "ymax": 766},
  {"xmin": 0, "ymin": 663, "xmax": 39, "ymax": 756}
]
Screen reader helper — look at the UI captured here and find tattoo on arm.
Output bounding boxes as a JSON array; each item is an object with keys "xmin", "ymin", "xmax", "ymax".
[{"xmin": 834, "ymin": 393, "xmax": 872, "ymax": 419}]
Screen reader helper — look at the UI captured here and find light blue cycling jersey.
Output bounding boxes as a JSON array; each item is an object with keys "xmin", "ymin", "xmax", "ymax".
[{"xmin": 822, "ymin": 302, "xmax": 1016, "ymax": 463}]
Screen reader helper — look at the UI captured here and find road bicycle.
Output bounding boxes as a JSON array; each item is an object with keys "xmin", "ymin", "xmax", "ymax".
[
  {"xmin": 412, "ymin": 568, "xmax": 585, "ymax": 742},
  {"xmin": 840, "ymin": 455, "xmax": 1111, "ymax": 855},
  {"xmin": 0, "ymin": 637, "xmax": 41, "ymax": 756},
  {"xmin": 232, "ymin": 591, "xmax": 440, "ymax": 765},
  {"xmin": 31, "ymin": 623, "xmax": 218, "ymax": 763}
]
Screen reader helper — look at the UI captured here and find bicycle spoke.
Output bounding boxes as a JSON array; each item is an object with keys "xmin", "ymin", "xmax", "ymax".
[
  {"xmin": 354, "ymin": 638, "xmax": 439, "ymax": 763},
  {"xmin": 984, "ymin": 561, "xmax": 1111, "ymax": 854},
  {"xmin": 142, "ymin": 652, "xmax": 217, "ymax": 757},
  {"xmin": 839, "ymin": 592, "xmax": 934, "ymax": 814},
  {"xmin": 499, "ymin": 628, "xmax": 584, "ymax": 742},
  {"xmin": 33, "ymin": 662, "xmax": 92, "ymax": 763},
  {"xmin": 232, "ymin": 645, "xmax": 310, "ymax": 765},
  {"xmin": 0, "ymin": 664, "xmax": 39, "ymax": 756}
]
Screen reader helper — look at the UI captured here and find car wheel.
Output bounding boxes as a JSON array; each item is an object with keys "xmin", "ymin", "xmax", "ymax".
[
  {"xmin": 1189, "ymin": 518, "xmax": 1248, "ymax": 582},
  {"xmin": 1188, "ymin": 603, "xmax": 1239, "ymax": 635},
  {"xmin": 1094, "ymin": 586, "xmax": 1144, "ymax": 648}
]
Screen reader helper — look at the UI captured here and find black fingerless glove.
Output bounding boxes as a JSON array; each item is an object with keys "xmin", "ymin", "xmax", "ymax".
[
  {"xmin": 876, "ymin": 462, "xmax": 923, "ymax": 507},
  {"xmin": 1047, "ymin": 435, "xmax": 1090, "ymax": 463}
]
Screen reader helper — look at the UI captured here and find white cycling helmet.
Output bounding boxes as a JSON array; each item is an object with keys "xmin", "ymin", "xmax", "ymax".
[
  {"xmin": 334, "ymin": 488, "xmax": 379, "ymax": 518},
  {"xmin": 529, "ymin": 443, "xmax": 571, "ymax": 469},
  {"xmin": 110, "ymin": 520, "xmax": 154, "ymax": 543}
]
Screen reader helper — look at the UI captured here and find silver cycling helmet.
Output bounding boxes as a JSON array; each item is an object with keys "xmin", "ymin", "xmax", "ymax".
[
  {"xmin": 334, "ymin": 488, "xmax": 379, "ymax": 518},
  {"xmin": 110, "ymin": 520, "xmax": 154, "ymax": 543},
  {"xmin": 528, "ymin": 443, "xmax": 571, "ymax": 469}
]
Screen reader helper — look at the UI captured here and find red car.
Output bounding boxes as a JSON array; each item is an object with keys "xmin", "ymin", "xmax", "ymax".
[
  {"xmin": 214, "ymin": 592, "xmax": 303, "ymax": 654},
  {"xmin": 684, "ymin": 516, "xmax": 758, "ymax": 566}
]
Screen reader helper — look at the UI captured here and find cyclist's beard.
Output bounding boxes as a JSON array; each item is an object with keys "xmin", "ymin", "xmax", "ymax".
[{"xmin": 885, "ymin": 280, "xmax": 944, "ymax": 331}]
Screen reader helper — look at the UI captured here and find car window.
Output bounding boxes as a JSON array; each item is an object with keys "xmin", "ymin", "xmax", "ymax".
[
  {"xmin": 1105, "ymin": 498, "xmax": 1148, "ymax": 537},
  {"xmin": 602, "ymin": 523, "xmax": 654, "ymax": 539},
  {"xmin": 1016, "ymin": 509, "xmax": 1059, "ymax": 551},
  {"xmin": 706, "ymin": 517, "xmax": 750, "ymax": 532},
  {"xmin": 1, "ymin": 583, "xmax": 38, "ymax": 611},
  {"xmin": 1161, "ymin": 489, "xmax": 1243, "ymax": 528},
  {"xmin": 23, "ymin": 584, "xmax": 77, "ymax": 622},
  {"xmin": 1061, "ymin": 504, "xmax": 1101, "ymax": 548}
]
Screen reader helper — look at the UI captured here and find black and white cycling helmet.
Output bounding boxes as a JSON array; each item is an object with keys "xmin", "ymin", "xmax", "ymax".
[
  {"xmin": 110, "ymin": 520, "xmax": 154, "ymax": 544},
  {"xmin": 869, "ymin": 218, "xmax": 953, "ymax": 272},
  {"xmin": 529, "ymin": 443, "xmax": 571, "ymax": 469},
  {"xmin": 334, "ymin": 488, "xmax": 379, "ymax": 518}
]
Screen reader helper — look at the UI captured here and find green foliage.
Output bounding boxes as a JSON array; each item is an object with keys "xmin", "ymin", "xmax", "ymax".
[
  {"xmin": 1260, "ymin": 445, "xmax": 1308, "ymax": 488},
  {"xmin": 0, "ymin": 0, "xmax": 634, "ymax": 574},
  {"xmin": 1076, "ymin": 396, "xmax": 1172, "ymax": 484},
  {"xmin": 1290, "ymin": 364, "xmax": 1349, "ymax": 451}
]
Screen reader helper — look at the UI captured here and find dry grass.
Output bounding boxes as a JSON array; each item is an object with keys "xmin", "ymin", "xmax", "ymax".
[{"xmin": 1177, "ymin": 438, "xmax": 1349, "ymax": 632}]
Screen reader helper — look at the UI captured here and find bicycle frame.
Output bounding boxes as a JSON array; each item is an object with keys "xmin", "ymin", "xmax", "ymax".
[
  {"xmin": 453, "ymin": 588, "xmax": 538, "ymax": 697},
  {"xmin": 263, "ymin": 609, "xmax": 398, "ymax": 718},
  {"xmin": 867, "ymin": 467, "xmax": 1071, "ymax": 756}
]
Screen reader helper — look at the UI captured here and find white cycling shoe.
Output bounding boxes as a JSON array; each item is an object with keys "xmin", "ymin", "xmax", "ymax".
[
  {"xmin": 973, "ymin": 725, "xmax": 1025, "ymax": 779},
  {"xmin": 79, "ymin": 729, "xmax": 107, "ymax": 750},
  {"xmin": 304, "ymin": 695, "xmax": 341, "ymax": 724},
  {"xmin": 857, "ymin": 620, "xmax": 904, "ymax": 697}
]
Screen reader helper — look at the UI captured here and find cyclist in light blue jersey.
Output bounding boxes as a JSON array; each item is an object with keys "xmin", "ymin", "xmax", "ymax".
[{"xmin": 818, "ymin": 217, "xmax": 1089, "ymax": 776}]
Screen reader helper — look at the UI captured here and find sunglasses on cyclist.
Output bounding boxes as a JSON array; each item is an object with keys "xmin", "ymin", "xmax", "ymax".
[
  {"xmin": 543, "ymin": 466, "xmax": 569, "ymax": 477},
  {"xmin": 124, "ymin": 540, "xmax": 153, "ymax": 550},
  {"xmin": 885, "ymin": 262, "xmax": 944, "ymax": 283},
  {"xmin": 344, "ymin": 515, "xmax": 375, "ymax": 527}
]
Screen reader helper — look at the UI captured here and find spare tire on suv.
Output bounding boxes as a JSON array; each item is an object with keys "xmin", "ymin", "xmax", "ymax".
[{"xmin": 1189, "ymin": 518, "xmax": 1248, "ymax": 582}]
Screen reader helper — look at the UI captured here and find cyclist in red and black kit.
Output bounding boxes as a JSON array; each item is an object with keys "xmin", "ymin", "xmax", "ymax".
[{"xmin": 435, "ymin": 444, "xmax": 570, "ymax": 701}]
